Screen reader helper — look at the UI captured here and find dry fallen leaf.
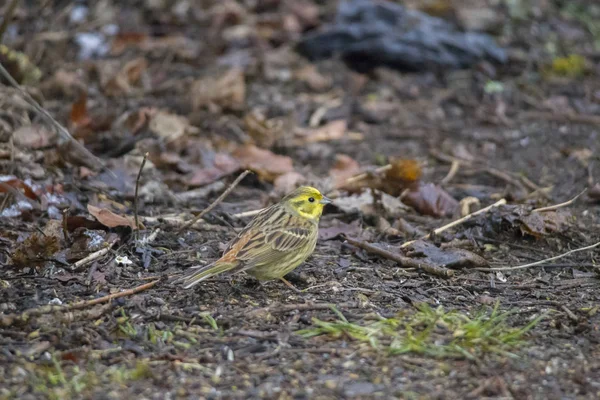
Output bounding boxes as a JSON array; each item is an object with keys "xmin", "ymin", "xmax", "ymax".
[
  {"xmin": 273, "ymin": 171, "xmax": 307, "ymax": 195},
  {"xmin": 149, "ymin": 110, "xmax": 199, "ymax": 142},
  {"xmin": 294, "ymin": 65, "xmax": 332, "ymax": 92},
  {"xmin": 294, "ymin": 120, "xmax": 347, "ymax": 145},
  {"xmin": 329, "ymin": 154, "xmax": 361, "ymax": 188},
  {"xmin": 70, "ymin": 92, "xmax": 92, "ymax": 130},
  {"xmin": 87, "ymin": 204, "xmax": 141, "ymax": 229},
  {"xmin": 232, "ymin": 144, "xmax": 294, "ymax": 182},
  {"xmin": 244, "ymin": 110, "xmax": 285, "ymax": 149},
  {"xmin": 12, "ymin": 124, "xmax": 56, "ymax": 149},
  {"xmin": 191, "ymin": 68, "xmax": 246, "ymax": 111},
  {"xmin": 186, "ymin": 153, "xmax": 240, "ymax": 187},
  {"xmin": 0, "ymin": 176, "xmax": 38, "ymax": 200},
  {"xmin": 103, "ymin": 57, "xmax": 148, "ymax": 96},
  {"xmin": 402, "ymin": 183, "xmax": 458, "ymax": 217},
  {"xmin": 404, "ymin": 240, "xmax": 489, "ymax": 270}
]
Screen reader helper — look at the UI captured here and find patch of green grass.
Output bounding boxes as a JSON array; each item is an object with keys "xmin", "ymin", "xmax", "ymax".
[
  {"xmin": 30, "ymin": 357, "xmax": 153, "ymax": 400},
  {"xmin": 298, "ymin": 303, "xmax": 544, "ymax": 360}
]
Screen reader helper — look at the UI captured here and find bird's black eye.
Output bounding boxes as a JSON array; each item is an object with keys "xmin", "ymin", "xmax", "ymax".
[{"xmin": 308, "ymin": 197, "xmax": 315, "ymax": 203}]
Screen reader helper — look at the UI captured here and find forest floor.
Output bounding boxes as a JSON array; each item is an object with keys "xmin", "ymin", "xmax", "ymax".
[{"xmin": 1, "ymin": 0, "xmax": 599, "ymax": 399}]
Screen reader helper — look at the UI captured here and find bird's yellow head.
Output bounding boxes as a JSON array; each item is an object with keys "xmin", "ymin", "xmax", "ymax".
[{"xmin": 283, "ymin": 186, "xmax": 331, "ymax": 221}]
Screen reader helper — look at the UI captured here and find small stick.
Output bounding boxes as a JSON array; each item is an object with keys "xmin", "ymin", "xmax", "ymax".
[
  {"xmin": 343, "ymin": 164, "xmax": 392, "ymax": 186},
  {"xmin": 532, "ymin": 188, "xmax": 587, "ymax": 213},
  {"xmin": 232, "ymin": 208, "xmax": 264, "ymax": 219},
  {"xmin": 401, "ymin": 199, "xmax": 507, "ymax": 249},
  {"xmin": 0, "ymin": 279, "xmax": 159, "ymax": 327},
  {"xmin": 476, "ymin": 241, "xmax": 600, "ymax": 272},
  {"xmin": 134, "ymin": 152, "xmax": 148, "ymax": 231},
  {"xmin": 343, "ymin": 235, "xmax": 454, "ymax": 278},
  {"xmin": 441, "ymin": 160, "xmax": 460, "ymax": 185},
  {"xmin": 177, "ymin": 170, "xmax": 251, "ymax": 233},
  {"xmin": 61, "ymin": 208, "xmax": 70, "ymax": 244},
  {"xmin": 0, "ymin": 61, "xmax": 104, "ymax": 171},
  {"xmin": 71, "ymin": 237, "xmax": 119, "ymax": 271}
]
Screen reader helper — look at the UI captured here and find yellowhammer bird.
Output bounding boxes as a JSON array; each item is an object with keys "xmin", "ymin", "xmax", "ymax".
[{"xmin": 181, "ymin": 186, "xmax": 331, "ymax": 290}]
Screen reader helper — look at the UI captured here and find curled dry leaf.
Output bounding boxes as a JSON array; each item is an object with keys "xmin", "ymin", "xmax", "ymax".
[
  {"xmin": 294, "ymin": 120, "xmax": 347, "ymax": 145},
  {"xmin": 0, "ymin": 176, "xmax": 38, "ymax": 200},
  {"xmin": 10, "ymin": 233, "xmax": 61, "ymax": 270},
  {"xmin": 404, "ymin": 240, "xmax": 489, "ymax": 270},
  {"xmin": 70, "ymin": 92, "xmax": 92, "ymax": 130},
  {"xmin": 191, "ymin": 68, "xmax": 246, "ymax": 111},
  {"xmin": 103, "ymin": 57, "xmax": 148, "ymax": 96},
  {"xmin": 273, "ymin": 171, "xmax": 307, "ymax": 195},
  {"xmin": 244, "ymin": 110, "xmax": 285, "ymax": 149},
  {"xmin": 332, "ymin": 189, "xmax": 409, "ymax": 218},
  {"xmin": 232, "ymin": 144, "xmax": 294, "ymax": 182},
  {"xmin": 402, "ymin": 183, "xmax": 458, "ymax": 217},
  {"xmin": 329, "ymin": 154, "xmax": 361, "ymax": 188},
  {"xmin": 87, "ymin": 204, "xmax": 140, "ymax": 229},
  {"xmin": 12, "ymin": 124, "xmax": 56, "ymax": 149},
  {"xmin": 518, "ymin": 210, "xmax": 569, "ymax": 238},
  {"xmin": 149, "ymin": 111, "xmax": 199, "ymax": 143},
  {"xmin": 294, "ymin": 65, "xmax": 332, "ymax": 91}
]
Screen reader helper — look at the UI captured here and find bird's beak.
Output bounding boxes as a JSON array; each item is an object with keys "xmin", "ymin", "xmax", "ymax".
[{"xmin": 320, "ymin": 196, "xmax": 332, "ymax": 205}]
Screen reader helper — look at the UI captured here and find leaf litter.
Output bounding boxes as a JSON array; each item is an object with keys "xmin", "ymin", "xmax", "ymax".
[{"xmin": 0, "ymin": 0, "xmax": 599, "ymax": 398}]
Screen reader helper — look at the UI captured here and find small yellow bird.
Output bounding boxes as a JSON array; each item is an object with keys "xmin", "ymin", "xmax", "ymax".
[{"xmin": 182, "ymin": 186, "xmax": 331, "ymax": 290}]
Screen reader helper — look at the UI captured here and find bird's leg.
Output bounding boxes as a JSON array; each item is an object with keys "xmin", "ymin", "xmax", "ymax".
[{"xmin": 279, "ymin": 277, "xmax": 302, "ymax": 293}]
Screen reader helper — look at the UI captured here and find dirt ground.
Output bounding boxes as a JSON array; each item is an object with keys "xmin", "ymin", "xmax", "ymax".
[{"xmin": 1, "ymin": 0, "xmax": 600, "ymax": 399}]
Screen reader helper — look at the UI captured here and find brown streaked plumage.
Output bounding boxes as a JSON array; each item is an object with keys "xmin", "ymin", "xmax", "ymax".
[{"xmin": 181, "ymin": 186, "xmax": 331, "ymax": 289}]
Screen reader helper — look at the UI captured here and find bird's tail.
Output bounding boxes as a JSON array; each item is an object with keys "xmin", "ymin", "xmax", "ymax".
[{"xmin": 180, "ymin": 261, "xmax": 237, "ymax": 289}]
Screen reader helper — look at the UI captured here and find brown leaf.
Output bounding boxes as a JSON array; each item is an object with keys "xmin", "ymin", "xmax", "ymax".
[
  {"xmin": 0, "ymin": 176, "xmax": 38, "ymax": 200},
  {"xmin": 11, "ymin": 233, "xmax": 61, "ymax": 269},
  {"xmin": 186, "ymin": 153, "xmax": 240, "ymax": 187},
  {"xmin": 404, "ymin": 240, "xmax": 489, "ymax": 270},
  {"xmin": 402, "ymin": 183, "xmax": 458, "ymax": 217},
  {"xmin": 385, "ymin": 159, "xmax": 422, "ymax": 184},
  {"xmin": 70, "ymin": 92, "xmax": 91, "ymax": 129},
  {"xmin": 329, "ymin": 154, "xmax": 361, "ymax": 188},
  {"xmin": 12, "ymin": 125, "xmax": 56, "ymax": 149},
  {"xmin": 273, "ymin": 171, "xmax": 306, "ymax": 195},
  {"xmin": 149, "ymin": 111, "xmax": 198, "ymax": 142},
  {"xmin": 518, "ymin": 210, "xmax": 569, "ymax": 237},
  {"xmin": 232, "ymin": 144, "xmax": 294, "ymax": 182},
  {"xmin": 295, "ymin": 65, "xmax": 332, "ymax": 92},
  {"xmin": 244, "ymin": 111, "xmax": 285, "ymax": 149},
  {"xmin": 191, "ymin": 68, "xmax": 246, "ymax": 111},
  {"xmin": 66, "ymin": 215, "xmax": 106, "ymax": 232},
  {"xmin": 103, "ymin": 57, "xmax": 148, "ymax": 96},
  {"xmin": 87, "ymin": 204, "xmax": 140, "ymax": 229},
  {"xmin": 294, "ymin": 120, "xmax": 347, "ymax": 145},
  {"xmin": 110, "ymin": 32, "xmax": 149, "ymax": 55}
]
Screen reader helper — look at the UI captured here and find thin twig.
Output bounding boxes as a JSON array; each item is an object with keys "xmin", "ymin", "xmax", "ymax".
[
  {"xmin": 532, "ymin": 188, "xmax": 587, "ymax": 213},
  {"xmin": 134, "ymin": 152, "xmax": 148, "ymax": 231},
  {"xmin": 520, "ymin": 111, "xmax": 600, "ymax": 126},
  {"xmin": 70, "ymin": 236, "xmax": 119, "ymax": 271},
  {"xmin": 476, "ymin": 241, "xmax": 600, "ymax": 271},
  {"xmin": 177, "ymin": 170, "xmax": 251, "ymax": 233},
  {"xmin": 232, "ymin": 208, "xmax": 264, "ymax": 219},
  {"xmin": 343, "ymin": 235, "xmax": 454, "ymax": 278},
  {"xmin": 343, "ymin": 164, "xmax": 392, "ymax": 186},
  {"xmin": 441, "ymin": 160, "xmax": 460, "ymax": 185},
  {"xmin": 0, "ymin": 61, "xmax": 104, "ymax": 170},
  {"xmin": 401, "ymin": 199, "xmax": 507, "ymax": 249},
  {"xmin": 0, "ymin": 280, "xmax": 160, "ymax": 327}
]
